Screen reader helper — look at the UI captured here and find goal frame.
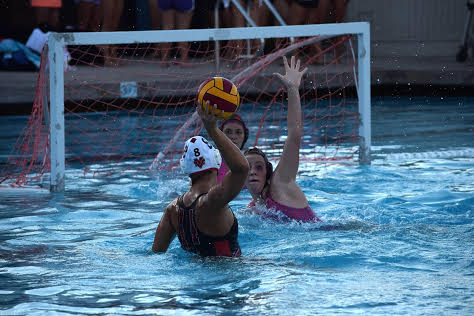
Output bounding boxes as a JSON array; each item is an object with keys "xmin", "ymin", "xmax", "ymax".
[{"xmin": 47, "ymin": 22, "xmax": 371, "ymax": 192}]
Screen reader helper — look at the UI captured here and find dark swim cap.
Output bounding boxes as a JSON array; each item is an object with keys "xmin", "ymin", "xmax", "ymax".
[{"xmin": 219, "ymin": 113, "xmax": 249, "ymax": 149}]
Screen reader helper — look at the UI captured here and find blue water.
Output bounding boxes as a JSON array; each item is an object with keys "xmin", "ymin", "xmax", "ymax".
[{"xmin": 1, "ymin": 97, "xmax": 473, "ymax": 315}]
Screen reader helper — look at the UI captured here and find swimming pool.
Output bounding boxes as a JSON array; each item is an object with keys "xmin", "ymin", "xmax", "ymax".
[{"xmin": 1, "ymin": 96, "xmax": 473, "ymax": 315}]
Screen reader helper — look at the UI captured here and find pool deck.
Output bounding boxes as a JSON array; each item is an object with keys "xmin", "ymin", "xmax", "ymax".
[{"xmin": 0, "ymin": 54, "xmax": 473, "ymax": 113}]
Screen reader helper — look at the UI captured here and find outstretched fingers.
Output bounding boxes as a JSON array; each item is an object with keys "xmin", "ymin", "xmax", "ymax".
[
  {"xmin": 283, "ymin": 55, "xmax": 289, "ymax": 70},
  {"xmin": 273, "ymin": 72, "xmax": 284, "ymax": 82},
  {"xmin": 197, "ymin": 100, "xmax": 225, "ymax": 128}
]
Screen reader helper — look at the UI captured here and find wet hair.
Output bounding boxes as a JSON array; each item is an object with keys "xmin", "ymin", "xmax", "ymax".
[
  {"xmin": 244, "ymin": 147, "xmax": 273, "ymax": 182},
  {"xmin": 219, "ymin": 113, "xmax": 249, "ymax": 150}
]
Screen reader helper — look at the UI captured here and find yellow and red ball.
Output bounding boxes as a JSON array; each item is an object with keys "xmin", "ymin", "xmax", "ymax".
[{"xmin": 196, "ymin": 77, "xmax": 240, "ymax": 119}]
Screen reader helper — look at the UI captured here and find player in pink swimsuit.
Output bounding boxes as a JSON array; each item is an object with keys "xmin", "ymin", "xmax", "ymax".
[
  {"xmin": 246, "ymin": 147, "xmax": 321, "ymax": 222},
  {"xmin": 244, "ymin": 56, "xmax": 322, "ymax": 223}
]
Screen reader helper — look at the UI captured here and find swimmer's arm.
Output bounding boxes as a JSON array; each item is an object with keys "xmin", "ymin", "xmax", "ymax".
[
  {"xmin": 273, "ymin": 56, "xmax": 307, "ymax": 183},
  {"xmin": 152, "ymin": 203, "xmax": 177, "ymax": 253},
  {"xmin": 198, "ymin": 102, "xmax": 249, "ymax": 209}
]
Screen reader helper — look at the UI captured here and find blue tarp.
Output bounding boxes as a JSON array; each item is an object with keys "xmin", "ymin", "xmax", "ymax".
[{"xmin": 0, "ymin": 39, "xmax": 41, "ymax": 69}]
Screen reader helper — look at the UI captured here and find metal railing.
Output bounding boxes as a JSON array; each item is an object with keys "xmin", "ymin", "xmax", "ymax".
[{"xmin": 213, "ymin": 0, "xmax": 287, "ymax": 70}]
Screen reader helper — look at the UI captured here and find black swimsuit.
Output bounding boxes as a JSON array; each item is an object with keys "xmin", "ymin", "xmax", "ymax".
[
  {"xmin": 177, "ymin": 193, "xmax": 241, "ymax": 257},
  {"xmin": 294, "ymin": 0, "xmax": 319, "ymax": 8}
]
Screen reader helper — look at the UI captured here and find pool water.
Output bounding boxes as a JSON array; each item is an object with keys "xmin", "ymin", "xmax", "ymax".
[{"xmin": 0, "ymin": 97, "xmax": 473, "ymax": 315}]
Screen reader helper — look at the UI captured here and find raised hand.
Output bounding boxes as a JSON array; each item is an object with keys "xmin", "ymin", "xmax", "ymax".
[
  {"xmin": 197, "ymin": 100, "xmax": 224, "ymax": 130},
  {"xmin": 273, "ymin": 56, "xmax": 308, "ymax": 90}
]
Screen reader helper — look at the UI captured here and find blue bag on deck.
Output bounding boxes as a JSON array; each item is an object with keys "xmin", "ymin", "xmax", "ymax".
[{"xmin": 0, "ymin": 39, "xmax": 40, "ymax": 71}]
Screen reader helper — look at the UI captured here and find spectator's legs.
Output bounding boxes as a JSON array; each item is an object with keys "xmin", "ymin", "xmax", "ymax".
[
  {"xmin": 288, "ymin": 3, "xmax": 323, "ymax": 64},
  {"xmin": 77, "ymin": 1, "xmax": 101, "ymax": 32},
  {"xmin": 273, "ymin": 0, "xmax": 290, "ymax": 22},
  {"xmin": 250, "ymin": 0, "xmax": 270, "ymax": 53},
  {"xmin": 176, "ymin": 11, "xmax": 193, "ymax": 62},
  {"xmin": 148, "ymin": 0, "xmax": 162, "ymax": 58},
  {"xmin": 222, "ymin": 0, "xmax": 246, "ymax": 59},
  {"xmin": 35, "ymin": 7, "xmax": 61, "ymax": 30},
  {"xmin": 317, "ymin": 0, "xmax": 331, "ymax": 22},
  {"xmin": 325, "ymin": 0, "xmax": 349, "ymax": 23},
  {"xmin": 309, "ymin": 3, "xmax": 328, "ymax": 64},
  {"xmin": 233, "ymin": 0, "xmax": 246, "ymax": 58},
  {"xmin": 35, "ymin": 7, "xmax": 48, "ymax": 26},
  {"xmin": 148, "ymin": 0, "xmax": 162, "ymax": 29},
  {"xmin": 272, "ymin": 0, "xmax": 291, "ymax": 49},
  {"xmin": 76, "ymin": 2, "xmax": 88, "ymax": 31},
  {"xmin": 89, "ymin": 2, "xmax": 102, "ymax": 32},
  {"xmin": 101, "ymin": 0, "xmax": 124, "ymax": 66},
  {"xmin": 160, "ymin": 10, "xmax": 175, "ymax": 62},
  {"xmin": 323, "ymin": 0, "xmax": 349, "ymax": 61},
  {"xmin": 287, "ymin": 1, "xmax": 306, "ymax": 25}
]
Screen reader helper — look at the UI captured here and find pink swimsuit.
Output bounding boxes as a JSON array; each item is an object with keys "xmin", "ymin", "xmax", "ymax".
[
  {"xmin": 248, "ymin": 191, "xmax": 322, "ymax": 223},
  {"xmin": 217, "ymin": 161, "xmax": 228, "ymax": 183}
]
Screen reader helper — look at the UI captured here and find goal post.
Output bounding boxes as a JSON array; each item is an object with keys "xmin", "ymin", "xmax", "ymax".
[
  {"xmin": 356, "ymin": 25, "xmax": 371, "ymax": 165},
  {"xmin": 5, "ymin": 22, "xmax": 371, "ymax": 192},
  {"xmin": 48, "ymin": 33, "xmax": 66, "ymax": 192}
]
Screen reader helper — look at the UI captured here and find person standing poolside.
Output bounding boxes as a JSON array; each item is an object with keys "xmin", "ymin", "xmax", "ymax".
[
  {"xmin": 217, "ymin": 113, "xmax": 249, "ymax": 183},
  {"xmin": 101, "ymin": 0, "xmax": 124, "ymax": 66},
  {"xmin": 31, "ymin": 0, "xmax": 62, "ymax": 31},
  {"xmin": 288, "ymin": 0, "xmax": 325, "ymax": 64},
  {"xmin": 152, "ymin": 101, "xmax": 249, "ymax": 257},
  {"xmin": 158, "ymin": 0, "xmax": 195, "ymax": 63},
  {"xmin": 212, "ymin": 0, "xmax": 247, "ymax": 59},
  {"xmin": 75, "ymin": 0, "xmax": 101, "ymax": 32},
  {"xmin": 245, "ymin": 56, "xmax": 322, "ymax": 223}
]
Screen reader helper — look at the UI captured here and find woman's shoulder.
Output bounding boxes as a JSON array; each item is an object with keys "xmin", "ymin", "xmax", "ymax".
[
  {"xmin": 267, "ymin": 183, "xmax": 314, "ymax": 211},
  {"xmin": 166, "ymin": 197, "xmax": 180, "ymax": 212}
]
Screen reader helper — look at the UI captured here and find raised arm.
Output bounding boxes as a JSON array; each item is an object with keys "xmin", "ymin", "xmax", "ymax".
[
  {"xmin": 198, "ymin": 101, "xmax": 249, "ymax": 208},
  {"xmin": 272, "ymin": 56, "xmax": 308, "ymax": 183}
]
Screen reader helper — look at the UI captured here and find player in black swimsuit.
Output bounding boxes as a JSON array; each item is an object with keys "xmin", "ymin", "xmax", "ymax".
[
  {"xmin": 176, "ymin": 192, "xmax": 241, "ymax": 256},
  {"xmin": 152, "ymin": 101, "xmax": 249, "ymax": 257}
]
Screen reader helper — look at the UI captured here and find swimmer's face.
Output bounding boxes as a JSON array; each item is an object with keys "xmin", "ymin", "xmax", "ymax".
[
  {"xmin": 245, "ymin": 154, "xmax": 267, "ymax": 194},
  {"xmin": 223, "ymin": 121, "xmax": 245, "ymax": 149}
]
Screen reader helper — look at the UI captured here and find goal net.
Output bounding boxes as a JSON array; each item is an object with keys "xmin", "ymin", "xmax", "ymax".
[{"xmin": 0, "ymin": 23, "xmax": 371, "ymax": 191}]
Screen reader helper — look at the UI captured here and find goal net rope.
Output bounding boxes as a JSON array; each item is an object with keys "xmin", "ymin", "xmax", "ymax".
[{"xmin": 0, "ymin": 27, "xmax": 362, "ymax": 188}]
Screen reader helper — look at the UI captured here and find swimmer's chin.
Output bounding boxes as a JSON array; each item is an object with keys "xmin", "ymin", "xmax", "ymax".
[{"xmin": 245, "ymin": 181, "xmax": 263, "ymax": 192}]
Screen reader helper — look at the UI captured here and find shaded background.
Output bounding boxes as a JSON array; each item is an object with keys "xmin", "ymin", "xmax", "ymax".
[{"xmin": 0, "ymin": 0, "xmax": 471, "ymax": 58}]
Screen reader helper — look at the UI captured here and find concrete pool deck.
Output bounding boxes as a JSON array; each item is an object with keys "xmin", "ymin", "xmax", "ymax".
[{"xmin": 0, "ymin": 54, "xmax": 473, "ymax": 114}]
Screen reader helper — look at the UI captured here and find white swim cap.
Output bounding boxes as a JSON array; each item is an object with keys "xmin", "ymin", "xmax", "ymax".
[{"xmin": 180, "ymin": 136, "xmax": 222, "ymax": 176}]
